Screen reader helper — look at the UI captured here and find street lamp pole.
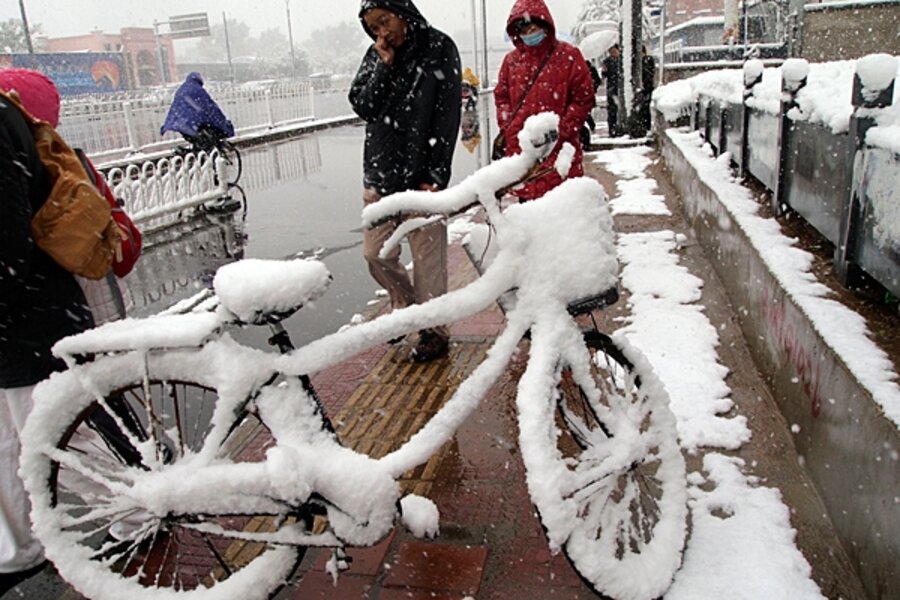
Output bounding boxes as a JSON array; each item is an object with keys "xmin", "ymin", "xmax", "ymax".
[
  {"xmin": 18, "ymin": 0, "xmax": 34, "ymax": 53},
  {"xmin": 223, "ymin": 12, "xmax": 235, "ymax": 84},
  {"xmin": 285, "ymin": 0, "xmax": 297, "ymax": 77},
  {"xmin": 659, "ymin": 0, "xmax": 666, "ymax": 85},
  {"xmin": 480, "ymin": 0, "xmax": 488, "ymax": 85},
  {"xmin": 470, "ymin": 0, "xmax": 480, "ymax": 83},
  {"xmin": 153, "ymin": 20, "xmax": 167, "ymax": 85}
]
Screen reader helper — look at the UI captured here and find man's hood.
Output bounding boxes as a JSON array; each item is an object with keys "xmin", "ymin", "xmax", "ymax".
[
  {"xmin": 359, "ymin": 0, "xmax": 428, "ymax": 40},
  {"xmin": 506, "ymin": 0, "xmax": 556, "ymax": 48}
]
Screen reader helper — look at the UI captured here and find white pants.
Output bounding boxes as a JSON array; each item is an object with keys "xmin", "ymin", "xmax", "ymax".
[{"xmin": 0, "ymin": 385, "xmax": 44, "ymax": 573}]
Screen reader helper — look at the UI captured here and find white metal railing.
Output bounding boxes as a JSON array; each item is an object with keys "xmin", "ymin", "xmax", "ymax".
[
  {"xmin": 58, "ymin": 80, "xmax": 315, "ymax": 158},
  {"xmin": 105, "ymin": 149, "xmax": 231, "ymax": 229}
]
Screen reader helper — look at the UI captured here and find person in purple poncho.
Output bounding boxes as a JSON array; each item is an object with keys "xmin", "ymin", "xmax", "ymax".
[{"xmin": 160, "ymin": 72, "xmax": 235, "ymax": 151}]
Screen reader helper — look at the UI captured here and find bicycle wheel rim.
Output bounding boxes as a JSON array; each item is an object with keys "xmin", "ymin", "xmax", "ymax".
[
  {"xmin": 21, "ymin": 348, "xmax": 304, "ymax": 600},
  {"xmin": 535, "ymin": 330, "xmax": 688, "ymax": 600}
]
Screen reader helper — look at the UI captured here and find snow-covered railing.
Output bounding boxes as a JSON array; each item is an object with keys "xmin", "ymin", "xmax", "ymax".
[
  {"xmin": 654, "ymin": 54, "xmax": 900, "ymax": 298},
  {"xmin": 58, "ymin": 80, "xmax": 315, "ymax": 159},
  {"xmin": 662, "ymin": 42, "xmax": 787, "ymax": 70},
  {"xmin": 103, "ymin": 149, "xmax": 231, "ymax": 231}
]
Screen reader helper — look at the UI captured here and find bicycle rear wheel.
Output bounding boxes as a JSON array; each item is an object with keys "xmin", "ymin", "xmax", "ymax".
[
  {"xmin": 20, "ymin": 346, "xmax": 306, "ymax": 600},
  {"xmin": 533, "ymin": 329, "xmax": 687, "ymax": 600}
]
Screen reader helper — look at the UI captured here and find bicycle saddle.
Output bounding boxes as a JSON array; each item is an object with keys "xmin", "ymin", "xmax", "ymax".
[{"xmin": 214, "ymin": 258, "xmax": 332, "ymax": 326}]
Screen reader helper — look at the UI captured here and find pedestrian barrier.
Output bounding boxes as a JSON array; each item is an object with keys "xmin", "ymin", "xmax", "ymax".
[
  {"xmin": 103, "ymin": 148, "xmax": 232, "ymax": 231},
  {"xmin": 57, "ymin": 80, "xmax": 316, "ymax": 159},
  {"xmin": 673, "ymin": 55, "xmax": 899, "ymax": 300}
]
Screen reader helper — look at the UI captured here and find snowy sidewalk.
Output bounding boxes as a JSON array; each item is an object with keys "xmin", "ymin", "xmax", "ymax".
[{"xmin": 584, "ymin": 142, "xmax": 867, "ymax": 599}]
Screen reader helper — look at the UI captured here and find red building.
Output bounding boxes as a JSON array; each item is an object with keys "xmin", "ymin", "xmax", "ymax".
[{"xmin": 44, "ymin": 27, "xmax": 176, "ymax": 89}]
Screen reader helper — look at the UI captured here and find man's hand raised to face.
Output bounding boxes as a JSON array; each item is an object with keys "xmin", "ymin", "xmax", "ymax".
[{"xmin": 374, "ymin": 37, "xmax": 396, "ymax": 65}]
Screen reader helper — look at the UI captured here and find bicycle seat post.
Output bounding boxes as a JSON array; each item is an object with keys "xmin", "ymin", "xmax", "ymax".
[{"xmin": 267, "ymin": 322, "xmax": 296, "ymax": 354}]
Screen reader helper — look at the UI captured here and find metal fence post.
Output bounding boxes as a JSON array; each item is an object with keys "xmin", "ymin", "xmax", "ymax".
[
  {"xmin": 122, "ymin": 101, "xmax": 139, "ymax": 153},
  {"xmin": 773, "ymin": 58, "xmax": 808, "ymax": 216},
  {"xmin": 265, "ymin": 89, "xmax": 275, "ymax": 128},
  {"xmin": 306, "ymin": 82, "xmax": 316, "ymax": 119},
  {"xmin": 835, "ymin": 56, "xmax": 896, "ymax": 287},
  {"xmin": 740, "ymin": 60, "xmax": 763, "ymax": 178}
]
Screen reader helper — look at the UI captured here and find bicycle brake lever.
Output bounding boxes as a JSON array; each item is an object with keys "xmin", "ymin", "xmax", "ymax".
[{"xmin": 532, "ymin": 129, "xmax": 559, "ymax": 158}]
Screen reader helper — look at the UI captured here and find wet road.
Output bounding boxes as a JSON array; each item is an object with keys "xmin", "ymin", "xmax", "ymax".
[{"xmin": 124, "ymin": 102, "xmax": 495, "ymax": 349}]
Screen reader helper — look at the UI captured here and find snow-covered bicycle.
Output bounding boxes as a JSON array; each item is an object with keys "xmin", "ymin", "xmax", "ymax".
[{"xmin": 20, "ymin": 113, "xmax": 687, "ymax": 600}]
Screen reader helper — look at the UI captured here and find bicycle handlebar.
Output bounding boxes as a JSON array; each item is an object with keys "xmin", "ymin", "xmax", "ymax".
[{"xmin": 361, "ymin": 113, "xmax": 564, "ymax": 230}]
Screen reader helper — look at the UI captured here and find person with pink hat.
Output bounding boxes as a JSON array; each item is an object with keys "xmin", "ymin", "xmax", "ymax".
[
  {"xmin": 0, "ymin": 68, "xmax": 62, "ymax": 127},
  {"xmin": 0, "ymin": 68, "xmax": 95, "ymax": 588}
]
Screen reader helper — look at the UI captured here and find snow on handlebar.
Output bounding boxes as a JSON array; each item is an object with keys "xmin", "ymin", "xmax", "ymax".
[{"xmin": 361, "ymin": 113, "xmax": 567, "ymax": 230}]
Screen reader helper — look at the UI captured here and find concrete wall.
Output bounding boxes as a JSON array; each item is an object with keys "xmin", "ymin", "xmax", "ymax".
[
  {"xmin": 802, "ymin": 1, "xmax": 900, "ymax": 62},
  {"xmin": 659, "ymin": 128, "xmax": 899, "ymax": 599}
]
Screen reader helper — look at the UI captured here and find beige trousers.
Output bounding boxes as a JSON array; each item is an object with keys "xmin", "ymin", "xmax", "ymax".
[{"xmin": 362, "ymin": 188, "xmax": 449, "ymax": 339}]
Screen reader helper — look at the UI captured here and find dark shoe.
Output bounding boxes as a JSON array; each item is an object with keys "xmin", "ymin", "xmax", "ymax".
[
  {"xmin": 387, "ymin": 334, "xmax": 406, "ymax": 345},
  {"xmin": 411, "ymin": 330, "xmax": 449, "ymax": 363}
]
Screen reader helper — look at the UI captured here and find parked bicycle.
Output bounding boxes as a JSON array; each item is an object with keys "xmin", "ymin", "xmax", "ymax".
[{"xmin": 20, "ymin": 113, "xmax": 687, "ymax": 600}]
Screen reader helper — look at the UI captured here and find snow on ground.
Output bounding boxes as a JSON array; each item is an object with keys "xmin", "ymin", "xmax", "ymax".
[
  {"xmin": 591, "ymin": 145, "xmax": 828, "ymax": 598},
  {"xmin": 666, "ymin": 130, "xmax": 900, "ymax": 427},
  {"xmin": 592, "ymin": 147, "xmax": 671, "ymax": 216}
]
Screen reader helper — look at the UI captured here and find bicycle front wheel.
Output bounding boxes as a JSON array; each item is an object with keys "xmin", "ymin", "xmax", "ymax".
[
  {"xmin": 20, "ymin": 346, "xmax": 304, "ymax": 600},
  {"xmin": 526, "ymin": 328, "xmax": 688, "ymax": 600}
]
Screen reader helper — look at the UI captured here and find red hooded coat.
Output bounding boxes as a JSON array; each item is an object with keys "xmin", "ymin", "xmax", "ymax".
[{"xmin": 494, "ymin": 0, "xmax": 594, "ymax": 199}]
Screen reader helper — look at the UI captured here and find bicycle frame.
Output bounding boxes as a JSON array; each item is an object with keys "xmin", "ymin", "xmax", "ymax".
[
  {"xmin": 22, "ymin": 113, "xmax": 687, "ymax": 600},
  {"xmin": 45, "ymin": 112, "xmax": 619, "ymax": 539}
]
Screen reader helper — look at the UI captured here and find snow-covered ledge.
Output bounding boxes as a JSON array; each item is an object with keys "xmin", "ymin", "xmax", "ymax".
[{"xmin": 659, "ymin": 125, "xmax": 899, "ymax": 599}]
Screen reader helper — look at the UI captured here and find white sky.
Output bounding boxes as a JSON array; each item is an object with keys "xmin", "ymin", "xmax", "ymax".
[{"xmin": 3, "ymin": 0, "xmax": 583, "ymax": 45}]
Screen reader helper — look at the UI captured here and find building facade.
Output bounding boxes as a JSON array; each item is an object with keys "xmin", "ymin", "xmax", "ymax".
[{"xmin": 44, "ymin": 27, "xmax": 176, "ymax": 89}]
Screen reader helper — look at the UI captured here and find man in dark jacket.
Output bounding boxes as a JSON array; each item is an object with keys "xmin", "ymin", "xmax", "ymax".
[
  {"xmin": 0, "ymin": 92, "xmax": 93, "ymax": 579},
  {"xmin": 601, "ymin": 44, "xmax": 622, "ymax": 137},
  {"xmin": 349, "ymin": 0, "xmax": 461, "ymax": 362}
]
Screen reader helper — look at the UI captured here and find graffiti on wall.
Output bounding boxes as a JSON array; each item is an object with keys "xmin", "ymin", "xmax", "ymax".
[
  {"xmin": 760, "ymin": 288, "xmax": 824, "ymax": 417},
  {"xmin": 0, "ymin": 53, "xmax": 125, "ymax": 95}
]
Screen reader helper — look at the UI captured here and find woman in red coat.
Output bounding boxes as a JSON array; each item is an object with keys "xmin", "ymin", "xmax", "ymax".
[{"xmin": 494, "ymin": 0, "xmax": 595, "ymax": 200}]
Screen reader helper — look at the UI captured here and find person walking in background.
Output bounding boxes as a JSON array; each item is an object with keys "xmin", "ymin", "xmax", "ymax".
[
  {"xmin": 637, "ymin": 45, "xmax": 657, "ymax": 136},
  {"xmin": 601, "ymin": 43, "xmax": 622, "ymax": 137},
  {"xmin": 462, "ymin": 66, "xmax": 480, "ymax": 110},
  {"xmin": 493, "ymin": 0, "xmax": 594, "ymax": 201},
  {"xmin": 0, "ymin": 80, "xmax": 94, "ymax": 589},
  {"xmin": 160, "ymin": 72, "xmax": 235, "ymax": 153},
  {"xmin": 349, "ymin": 0, "xmax": 461, "ymax": 363},
  {"xmin": 580, "ymin": 58, "xmax": 602, "ymax": 149}
]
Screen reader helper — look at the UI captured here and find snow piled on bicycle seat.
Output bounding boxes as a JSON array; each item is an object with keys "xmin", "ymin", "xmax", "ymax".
[{"xmin": 214, "ymin": 258, "xmax": 332, "ymax": 324}]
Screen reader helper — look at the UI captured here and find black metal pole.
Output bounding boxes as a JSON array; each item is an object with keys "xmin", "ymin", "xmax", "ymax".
[
  {"xmin": 285, "ymin": 0, "xmax": 297, "ymax": 78},
  {"xmin": 223, "ymin": 12, "xmax": 235, "ymax": 84},
  {"xmin": 18, "ymin": 0, "xmax": 34, "ymax": 54}
]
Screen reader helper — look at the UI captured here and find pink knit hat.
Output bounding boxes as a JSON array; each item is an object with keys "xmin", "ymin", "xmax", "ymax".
[{"xmin": 0, "ymin": 68, "xmax": 61, "ymax": 127}]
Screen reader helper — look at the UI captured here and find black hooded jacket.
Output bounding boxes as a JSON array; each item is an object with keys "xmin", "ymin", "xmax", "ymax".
[
  {"xmin": 349, "ymin": 0, "xmax": 461, "ymax": 195},
  {"xmin": 0, "ymin": 96, "xmax": 93, "ymax": 387}
]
